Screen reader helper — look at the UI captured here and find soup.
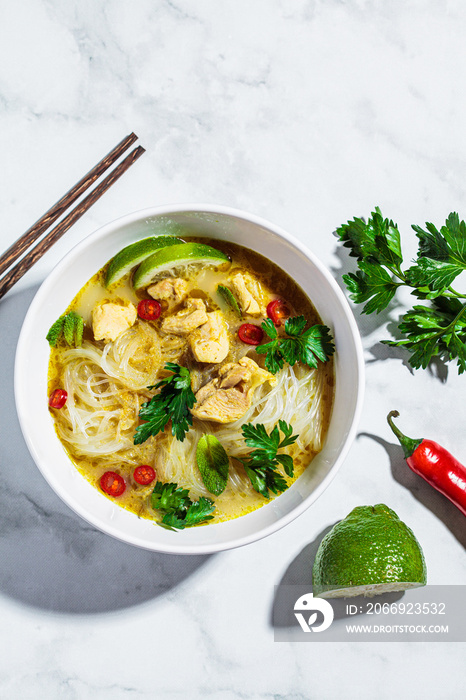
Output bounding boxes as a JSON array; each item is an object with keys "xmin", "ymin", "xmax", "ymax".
[{"xmin": 47, "ymin": 236, "xmax": 334, "ymax": 529}]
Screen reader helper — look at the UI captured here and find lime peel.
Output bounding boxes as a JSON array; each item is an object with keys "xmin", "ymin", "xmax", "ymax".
[
  {"xmin": 312, "ymin": 504, "xmax": 427, "ymax": 599},
  {"xmin": 105, "ymin": 236, "xmax": 184, "ymax": 287},
  {"xmin": 132, "ymin": 242, "xmax": 230, "ymax": 290}
]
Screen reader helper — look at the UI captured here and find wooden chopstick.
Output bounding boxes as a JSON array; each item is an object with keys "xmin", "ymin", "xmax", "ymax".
[
  {"xmin": 0, "ymin": 132, "xmax": 138, "ymax": 278},
  {"xmin": 0, "ymin": 143, "xmax": 145, "ymax": 301}
]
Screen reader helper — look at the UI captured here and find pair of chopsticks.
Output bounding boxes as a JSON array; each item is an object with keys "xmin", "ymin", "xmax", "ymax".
[{"xmin": 0, "ymin": 133, "xmax": 145, "ymax": 301}]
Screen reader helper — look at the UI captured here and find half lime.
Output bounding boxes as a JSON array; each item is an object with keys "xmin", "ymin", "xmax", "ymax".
[
  {"xmin": 133, "ymin": 242, "xmax": 231, "ymax": 290},
  {"xmin": 105, "ymin": 236, "xmax": 184, "ymax": 287},
  {"xmin": 313, "ymin": 504, "xmax": 427, "ymax": 598}
]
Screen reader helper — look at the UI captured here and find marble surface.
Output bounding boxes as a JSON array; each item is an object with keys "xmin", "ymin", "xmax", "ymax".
[{"xmin": 1, "ymin": 1, "xmax": 466, "ymax": 698}]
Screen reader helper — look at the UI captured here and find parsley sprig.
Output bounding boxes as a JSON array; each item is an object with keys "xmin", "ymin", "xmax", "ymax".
[
  {"xmin": 134, "ymin": 363, "xmax": 196, "ymax": 444},
  {"xmin": 336, "ymin": 208, "xmax": 466, "ymax": 373},
  {"xmin": 238, "ymin": 420, "xmax": 298, "ymax": 499},
  {"xmin": 256, "ymin": 316, "xmax": 335, "ymax": 374},
  {"xmin": 151, "ymin": 481, "xmax": 215, "ymax": 530}
]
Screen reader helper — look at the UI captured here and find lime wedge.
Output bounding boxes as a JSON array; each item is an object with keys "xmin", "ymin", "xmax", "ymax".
[
  {"xmin": 105, "ymin": 236, "xmax": 184, "ymax": 287},
  {"xmin": 313, "ymin": 504, "xmax": 427, "ymax": 598},
  {"xmin": 133, "ymin": 243, "xmax": 231, "ymax": 290}
]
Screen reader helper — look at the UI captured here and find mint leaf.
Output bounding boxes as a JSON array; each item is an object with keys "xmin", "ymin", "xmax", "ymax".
[
  {"xmin": 196, "ymin": 435, "xmax": 229, "ymax": 496},
  {"xmin": 46, "ymin": 311, "xmax": 84, "ymax": 348},
  {"xmin": 46, "ymin": 316, "xmax": 66, "ymax": 347}
]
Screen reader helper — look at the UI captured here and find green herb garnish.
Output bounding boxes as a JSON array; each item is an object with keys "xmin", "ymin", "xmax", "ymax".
[
  {"xmin": 256, "ymin": 316, "xmax": 335, "ymax": 374},
  {"xmin": 134, "ymin": 363, "xmax": 196, "ymax": 444},
  {"xmin": 196, "ymin": 434, "xmax": 229, "ymax": 496},
  {"xmin": 238, "ymin": 420, "xmax": 298, "ymax": 499},
  {"xmin": 46, "ymin": 311, "xmax": 84, "ymax": 348},
  {"xmin": 336, "ymin": 208, "xmax": 466, "ymax": 373},
  {"xmin": 217, "ymin": 284, "xmax": 242, "ymax": 317},
  {"xmin": 151, "ymin": 481, "xmax": 215, "ymax": 530}
]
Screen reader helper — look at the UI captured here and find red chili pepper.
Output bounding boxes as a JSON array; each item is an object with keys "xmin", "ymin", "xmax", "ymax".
[
  {"xmin": 267, "ymin": 299, "xmax": 291, "ymax": 326},
  {"xmin": 100, "ymin": 471, "xmax": 126, "ymax": 497},
  {"xmin": 133, "ymin": 465, "xmax": 156, "ymax": 485},
  {"xmin": 387, "ymin": 410, "xmax": 466, "ymax": 517},
  {"xmin": 137, "ymin": 299, "xmax": 161, "ymax": 321},
  {"xmin": 49, "ymin": 388, "xmax": 68, "ymax": 409},
  {"xmin": 238, "ymin": 323, "xmax": 264, "ymax": 345}
]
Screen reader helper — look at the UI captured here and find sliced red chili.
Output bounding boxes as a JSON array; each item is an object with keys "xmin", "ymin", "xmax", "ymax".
[
  {"xmin": 238, "ymin": 323, "xmax": 264, "ymax": 345},
  {"xmin": 137, "ymin": 299, "xmax": 161, "ymax": 321},
  {"xmin": 49, "ymin": 388, "xmax": 68, "ymax": 409},
  {"xmin": 133, "ymin": 465, "xmax": 156, "ymax": 485},
  {"xmin": 267, "ymin": 299, "xmax": 291, "ymax": 326},
  {"xmin": 100, "ymin": 471, "xmax": 126, "ymax": 497}
]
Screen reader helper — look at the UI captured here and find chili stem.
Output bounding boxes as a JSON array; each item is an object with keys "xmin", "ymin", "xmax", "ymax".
[{"xmin": 387, "ymin": 410, "xmax": 423, "ymax": 459}]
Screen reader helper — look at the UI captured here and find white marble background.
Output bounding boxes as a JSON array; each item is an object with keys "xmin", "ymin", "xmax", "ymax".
[{"xmin": 1, "ymin": 0, "xmax": 466, "ymax": 698}]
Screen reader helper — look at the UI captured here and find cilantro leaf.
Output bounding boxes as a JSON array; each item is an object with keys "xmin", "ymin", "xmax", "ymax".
[
  {"xmin": 239, "ymin": 421, "xmax": 298, "ymax": 498},
  {"xmin": 134, "ymin": 363, "xmax": 196, "ymax": 444},
  {"xmin": 256, "ymin": 316, "xmax": 335, "ymax": 374},
  {"xmin": 150, "ymin": 481, "xmax": 215, "ymax": 530}
]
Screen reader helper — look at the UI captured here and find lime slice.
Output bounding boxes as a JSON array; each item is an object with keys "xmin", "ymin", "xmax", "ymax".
[
  {"xmin": 133, "ymin": 243, "xmax": 231, "ymax": 290},
  {"xmin": 105, "ymin": 236, "xmax": 184, "ymax": 287},
  {"xmin": 313, "ymin": 504, "xmax": 427, "ymax": 598}
]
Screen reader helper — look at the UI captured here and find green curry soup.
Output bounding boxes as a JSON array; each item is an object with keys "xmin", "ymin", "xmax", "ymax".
[{"xmin": 47, "ymin": 238, "xmax": 334, "ymax": 527}]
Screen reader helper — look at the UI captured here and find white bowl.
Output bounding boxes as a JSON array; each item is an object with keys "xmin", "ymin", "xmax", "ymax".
[{"xmin": 15, "ymin": 204, "xmax": 364, "ymax": 554}]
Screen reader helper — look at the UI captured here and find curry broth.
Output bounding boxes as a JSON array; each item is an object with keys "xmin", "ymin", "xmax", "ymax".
[{"xmin": 48, "ymin": 238, "xmax": 334, "ymax": 525}]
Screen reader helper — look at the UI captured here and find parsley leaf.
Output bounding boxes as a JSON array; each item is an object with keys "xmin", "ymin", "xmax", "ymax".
[
  {"xmin": 336, "ymin": 207, "xmax": 403, "ymax": 268},
  {"xmin": 46, "ymin": 311, "xmax": 84, "ymax": 347},
  {"xmin": 336, "ymin": 207, "xmax": 466, "ymax": 373},
  {"xmin": 150, "ymin": 481, "xmax": 215, "ymax": 530},
  {"xmin": 256, "ymin": 316, "xmax": 335, "ymax": 374},
  {"xmin": 384, "ymin": 298, "xmax": 466, "ymax": 373},
  {"xmin": 134, "ymin": 363, "xmax": 196, "ymax": 444},
  {"xmin": 151, "ymin": 481, "xmax": 191, "ymax": 512},
  {"xmin": 343, "ymin": 261, "xmax": 400, "ymax": 315},
  {"xmin": 238, "ymin": 421, "xmax": 298, "ymax": 499}
]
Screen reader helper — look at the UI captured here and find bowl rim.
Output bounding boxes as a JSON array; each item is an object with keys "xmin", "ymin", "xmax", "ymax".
[{"xmin": 15, "ymin": 203, "xmax": 365, "ymax": 554}]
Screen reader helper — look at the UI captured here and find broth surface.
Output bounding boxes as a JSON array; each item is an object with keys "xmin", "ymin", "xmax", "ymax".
[{"xmin": 48, "ymin": 238, "xmax": 334, "ymax": 525}]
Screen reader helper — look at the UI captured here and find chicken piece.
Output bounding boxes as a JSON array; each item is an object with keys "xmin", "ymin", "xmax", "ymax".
[
  {"xmin": 230, "ymin": 272, "xmax": 268, "ymax": 317},
  {"xmin": 161, "ymin": 298, "xmax": 208, "ymax": 335},
  {"xmin": 189, "ymin": 311, "xmax": 229, "ymax": 364},
  {"xmin": 92, "ymin": 302, "xmax": 137, "ymax": 342},
  {"xmin": 191, "ymin": 357, "xmax": 276, "ymax": 423},
  {"xmin": 147, "ymin": 278, "xmax": 188, "ymax": 310}
]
